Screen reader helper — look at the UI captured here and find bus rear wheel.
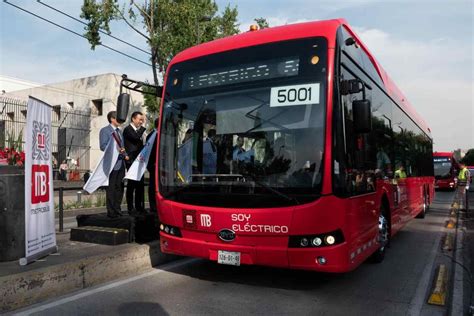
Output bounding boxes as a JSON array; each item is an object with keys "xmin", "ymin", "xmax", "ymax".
[{"xmin": 371, "ymin": 208, "xmax": 389, "ymax": 263}]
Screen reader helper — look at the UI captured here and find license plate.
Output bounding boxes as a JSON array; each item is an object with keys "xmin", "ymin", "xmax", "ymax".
[{"xmin": 217, "ymin": 250, "xmax": 241, "ymax": 266}]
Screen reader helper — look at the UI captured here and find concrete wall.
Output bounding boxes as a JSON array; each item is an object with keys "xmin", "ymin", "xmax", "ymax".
[{"xmin": 5, "ymin": 73, "xmax": 146, "ymax": 170}]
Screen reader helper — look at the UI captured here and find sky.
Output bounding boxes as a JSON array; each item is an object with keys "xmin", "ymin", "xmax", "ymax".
[{"xmin": 0, "ymin": 0, "xmax": 472, "ymax": 151}]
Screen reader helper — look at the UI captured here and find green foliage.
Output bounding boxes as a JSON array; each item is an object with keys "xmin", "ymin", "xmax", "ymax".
[
  {"xmin": 217, "ymin": 5, "xmax": 240, "ymax": 37},
  {"xmin": 80, "ymin": 0, "xmax": 115, "ymax": 49},
  {"xmin": 82, "ymin": 197, "xmax": 94, "ymax": 208},
  {"xmin": 143, "ymin": 84, "xmax": 160, "ymax": 115},
  {"xmin": 94, "ymin": 192, "xmax": 106, "ymax": 207},
  {"xmin": 254, "ymin": 17, "xmax": 269, "ymax": 29},
  {"xmin": 462, "ymin": 149, "xmax": 474, "ymax": 165},
  {"xmin": 6, "ymin": 130, "xmax": 23, "ymax": 151}
]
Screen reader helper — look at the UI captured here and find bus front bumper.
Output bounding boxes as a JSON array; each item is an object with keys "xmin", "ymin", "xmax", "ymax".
[{"xmin": 160, "ymin": 232, "xmax": 356, "ymax": 273}]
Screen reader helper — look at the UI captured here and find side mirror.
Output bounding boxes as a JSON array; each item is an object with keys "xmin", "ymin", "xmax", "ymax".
[
  {"xmin": 117, "ymin": 93, "xmax": 130, "ymax": 123},
  {"xmin": 353, "ymin": 99, "xmax": 372, "ymax": 133}
]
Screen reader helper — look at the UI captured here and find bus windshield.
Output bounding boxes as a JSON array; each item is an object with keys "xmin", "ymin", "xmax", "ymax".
[
  {"xmin": 433, "ymin": 157, "xmax": 453, "ymax": 179},
  {"xmin": 159, "ymin": 37, "xmax": 328, "ymax": 208}
]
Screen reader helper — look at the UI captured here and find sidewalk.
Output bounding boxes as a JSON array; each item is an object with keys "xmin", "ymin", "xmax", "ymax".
[
  {"xmin": 464, "ymin": 192, "xmax": 474, "ymax": 315},
  {"xmin": 0, "ymin": 212, "xmax": 178, "ymax": 313}
]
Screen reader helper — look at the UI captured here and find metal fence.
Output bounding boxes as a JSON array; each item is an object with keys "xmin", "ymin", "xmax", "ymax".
[{"xmin": 0, "ymin": 96, "xmax": 92, "ymax": 171}]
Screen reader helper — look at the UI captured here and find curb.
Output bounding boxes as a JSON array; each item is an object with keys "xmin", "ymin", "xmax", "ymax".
[
  {"xmin": 427, "ymin": 264, "xmax": 448, "ymax": 306},
  {"xmin": 54, "ymin": 207, "xmax": 106, "ymax": 219},
  {"xmin": 0, "ymin": 241, "xmax": 179, "ymax": 313},
  {"xmin": 55, "ymin": 203, "xmax": 152, "ymax": 219}
]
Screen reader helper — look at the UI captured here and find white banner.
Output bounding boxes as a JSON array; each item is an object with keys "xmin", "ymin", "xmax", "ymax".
[
  {"xmin": 21, "ymin": 96, "xmax": 56, "ymax": 265},
  {"xmin": 125, "ymin": 130, "xmax": 157, "ymax": 181},
  {"xmin": 83, "ymin": 134, "xmax": 120, "ymax": 194}
]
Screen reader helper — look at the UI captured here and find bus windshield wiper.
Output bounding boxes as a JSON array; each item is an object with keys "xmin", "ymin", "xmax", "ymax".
[{"xmin": 238, "ymin": 169, "xmax": 300, "ymax": 205}]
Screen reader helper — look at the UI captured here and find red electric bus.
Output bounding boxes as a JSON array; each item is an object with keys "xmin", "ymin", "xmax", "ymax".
[
  {"xmin": 433, "ymin": 152, "xmax": 459, "ymax": 190},
  {"xmin": 156, "ymin": 19, "xmax": 434, "ymax": 272}
]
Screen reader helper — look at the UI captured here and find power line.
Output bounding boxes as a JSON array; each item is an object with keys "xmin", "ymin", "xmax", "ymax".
[
  {"xmin": 3, "ymin": 0, "xmax": 152, "ymax": 67},
  {"xmin": 36, "ymin": 0, "xmax": 151, "ymax": 56}
]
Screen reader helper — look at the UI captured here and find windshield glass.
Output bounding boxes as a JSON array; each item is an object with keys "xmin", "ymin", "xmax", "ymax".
[
  {"xmin": 159, "ymin": 37, "xmax": 327, "ymax": 208},
  {"xmin": 433, "ymin": 157, "xmax": 452, "ymax": 178}
]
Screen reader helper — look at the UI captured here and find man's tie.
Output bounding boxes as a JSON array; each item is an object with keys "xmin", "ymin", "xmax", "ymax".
[{"xmin": 115, "ymin": 128, "xmax": 123, "ymax": 146}]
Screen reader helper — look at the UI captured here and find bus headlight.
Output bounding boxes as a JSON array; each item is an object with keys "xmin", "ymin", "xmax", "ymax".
[
  {"xmin": 312, "ymin": 237, "xmax": 322, "ymax": 246},
  {"xmin": 160, "ymin": 223, "xmax": 182, "ymax": 237},
  {"xmin": 300, "ymin": 238, "xmax": 309, "ymax": 247},
  {"xmin": 325, "ymin": 235, "xmax": 336, "ymax": 245},
  {"xmin": 288, "ymin": 230, "xmax": 344, "ymax": 248}
]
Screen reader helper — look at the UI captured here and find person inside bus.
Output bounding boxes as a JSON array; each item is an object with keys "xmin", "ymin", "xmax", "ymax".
[
  {"xmin": 202, "ymin": 129, "xmax": 217, "ymax": 174},
  {"xmin": 233, "ymin": 136, "xmax": 254, "ymax": 163},
  {"xmin": 354, "ymin": 170, "xmax": 367, "ymax": 193},
  {"xmin": 376, "ymin": 146, "xmax": 392, "ymax": 178},
  {"xmin": 394, "ymin": 164, "xmax": 407, "ymax": 180},
  {"xmin": 273, "ymin": 137, "xmax": 292, "ymax": 162},
  {"xmin": 177, "ymin": 129, "xmax": 193, "ymax": 183}
]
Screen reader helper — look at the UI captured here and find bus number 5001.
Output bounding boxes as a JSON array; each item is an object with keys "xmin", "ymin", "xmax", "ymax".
[
  {"xmin": 270, "ymin": 83, "xmax": 319, "ymax": 107},
  {"xmin": 278, "ymin": 87, "xmax": 312, "ymax": 103}
]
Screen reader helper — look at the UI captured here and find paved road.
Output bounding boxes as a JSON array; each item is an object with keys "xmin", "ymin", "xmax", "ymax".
[{"xmin": 18, "ymin": 192, "xmax": 455, "ymax": 316}]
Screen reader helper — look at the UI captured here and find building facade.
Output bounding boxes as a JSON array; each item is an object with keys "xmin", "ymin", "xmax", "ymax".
[{"xmin": 3, "ymin": 73, "xmax": 147, "ymax": 171}]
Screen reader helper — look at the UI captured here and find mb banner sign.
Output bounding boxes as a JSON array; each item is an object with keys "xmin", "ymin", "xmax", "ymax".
[{"xmin": 20, "ymin": 96, "xmax": 57, "ymax": 265}]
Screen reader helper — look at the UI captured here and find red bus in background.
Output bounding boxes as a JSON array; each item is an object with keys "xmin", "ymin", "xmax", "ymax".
[
  {"xmin": 156, "ymin": 19, "xmax": 434, "ymax": 272},
  {"xmin": 433, "ymin": 152, "xmax": 459, "ymax": 190}
]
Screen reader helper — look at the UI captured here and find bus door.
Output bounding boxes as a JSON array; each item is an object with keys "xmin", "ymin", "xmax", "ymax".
[
  {"xmin": 340, "ymin": 96, "xmax": 377, "ymax": 246},
  {"xmin": 350, "ymin": 134, "xmax": 378, "ymax": 240}
]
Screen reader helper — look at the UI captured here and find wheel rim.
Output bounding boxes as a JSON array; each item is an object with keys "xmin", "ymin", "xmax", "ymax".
[
  {"xmin": 423, "ymin": 194, "xmax": 428, "ymax": 213},
  {"xmin": 378, "ymin": 214, "xmax": 388, "ymax": 251}
]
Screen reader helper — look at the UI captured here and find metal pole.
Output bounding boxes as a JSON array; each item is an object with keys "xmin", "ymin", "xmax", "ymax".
[
  {"xmin": 59, "ymin": 187, "xmax": 64, "ymax": 232},
  {"xmin": 465, "ymin": 188, "xmax": 469, "ymax": 218}
]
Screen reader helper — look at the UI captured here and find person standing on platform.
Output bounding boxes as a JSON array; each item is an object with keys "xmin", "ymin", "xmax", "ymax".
[
  {"xmin": 99, "ymin": 111, "xmax": 128, "ymax": 218},
  {"xmin": 147, "ymin": 118, "xmax": 159, "ymax": 214},
  {"xmin": 124, "ymin": 111, "xmax": 146, "ymax": 215},
  {"xmin": 59, "ymin": 160, "xmax": 68, "ymax": 181}
]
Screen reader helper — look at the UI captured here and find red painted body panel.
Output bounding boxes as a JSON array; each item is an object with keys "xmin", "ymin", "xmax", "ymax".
[{"xmin": 156, "ymin": 19, "xmax": 435, "ymax": 272}]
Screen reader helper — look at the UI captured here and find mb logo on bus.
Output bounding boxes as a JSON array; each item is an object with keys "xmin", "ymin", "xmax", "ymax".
[
  {"xmin": 200, "ymin": 214, "xmax": 212, "ymax": 227},
  {"xmin": 31, "ymin": 165, "xmax": 49, "ymax": 204}
]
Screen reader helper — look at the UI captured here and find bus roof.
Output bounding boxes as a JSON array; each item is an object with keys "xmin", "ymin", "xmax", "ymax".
[
  {"xmin": 170, "ymin": 19, "xmax": 431, "ymax": 136},
  {"xmin": 433, "ymin": 152, "xmax": 454, "ymax": 158}
]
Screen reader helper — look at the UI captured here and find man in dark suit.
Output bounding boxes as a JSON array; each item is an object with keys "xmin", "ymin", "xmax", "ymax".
[
  {"xmin": 123, "ymin": 111, "xmax": 146, "ymax": 215},
  {"xmin": 146, "ymin": 118, "xmax": 159, "ymax": 214},
  {"xmin": 99, "ymin": 111, "xmax": 128, "ymax": 218}
]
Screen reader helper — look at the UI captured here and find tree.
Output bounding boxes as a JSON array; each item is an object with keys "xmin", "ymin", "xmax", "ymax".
[
  {"xmin": 81, "ymin": 0, "xmax": 239, "ymax": 89},
  {"xmin": 462, "ymin": 149, "xmax": 474, "ymax": 165},
  {"xmin": 254, "ymin": 17, "xmax": 269, "ymax": 29}
]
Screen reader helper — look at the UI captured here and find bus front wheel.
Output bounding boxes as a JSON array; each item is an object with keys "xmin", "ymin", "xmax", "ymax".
[{"xmin": 371, "ymin": 207, "xmax": 389, "ymax": 263}]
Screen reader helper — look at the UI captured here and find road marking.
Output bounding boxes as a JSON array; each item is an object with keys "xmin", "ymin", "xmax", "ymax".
[{"xmin": 13, "ymin": 258, "xmax": 197, "ymax": 316}]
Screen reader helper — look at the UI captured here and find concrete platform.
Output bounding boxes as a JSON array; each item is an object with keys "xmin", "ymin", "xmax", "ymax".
[{"xmin": 0, "ymin": 232, "xmax": 178, "ymax": 313}]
